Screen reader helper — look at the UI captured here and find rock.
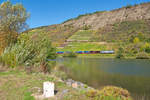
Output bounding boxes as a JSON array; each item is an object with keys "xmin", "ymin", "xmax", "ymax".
[
  {"xmin": 43, "ymin": 82, "xmax": 54, "ymax": 98},
  {"xmin": 66, "ymin": 81, "xmax": 72, "ymax": 86},
  {"xmin": 65, "ymin": 78, "xmax": 95, "ymax": 90},
  {"xmin": 62, "ymin": 89, "xmax": 69, "ymax": 94},
  {"xmin": 63, "ymin": 3, "xmax": 150, "ymax": 29},
  {"xmin": 72, "ymin": 82, "xmax": 78, "ymax": 88}
]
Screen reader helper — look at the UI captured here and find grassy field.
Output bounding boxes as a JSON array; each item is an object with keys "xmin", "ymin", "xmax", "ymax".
[
  {"xmin": 0, "ymin": 69, "xmax": 95, "ymax": 100},
  {"xmin": 0, "ymin": 70, "xmax": 57, "ymax": 100}
]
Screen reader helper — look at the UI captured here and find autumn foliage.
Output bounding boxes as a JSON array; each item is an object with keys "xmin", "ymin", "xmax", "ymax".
[{"xmin": 0, "ymin": 1, "xmax": 29, "ymax": 54}]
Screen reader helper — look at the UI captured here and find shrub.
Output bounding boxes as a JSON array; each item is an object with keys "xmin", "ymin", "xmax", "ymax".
[
  {"xmin": 145, "ymin": 47, "xmax": 150, "ymax": 53},
  {"xmin": 86, "ymin": 86, "xmax": 132, "ymax": 100},
  {"xmin": 0, "ymin": 1, "xmax": 29, "ymax": 54},
  {"xmin": 51, "ymin": 69, "xmax": 68, "ymax": 80},
  {"xmin": 136, "ymin": 52, "xmax": 149, "ymax": 59},
  {"xmin": 125, "ymin": 4, "xmax": 132, "ymax": 9},
  {"xmin": 86, "ymin": 89, "xmax": 100, "ymax": 98},
  {"xmin": 116, "ymin": 47, "xmax": 124, "ymax": 58},
  {"xmin": 133, "ymin": 37, "xmax": 140, "ymax": 44},
  {"xmin": 63, "ymin": 52, "xmax": 77, "ymax": 57},
  {"xmin": 83, "ymin": 25, "xmax": 91, "ymax": 30},
  {"xmin": 143, "ymin": 42, "xmax": 150, "ymax": 53},
  {"xmin": 0, "ymin": 32, "xmax": 56, "ymax": 72},
  {"xmin": 99, "ymin": 86, "xmax": 132, "ymax": 100}
]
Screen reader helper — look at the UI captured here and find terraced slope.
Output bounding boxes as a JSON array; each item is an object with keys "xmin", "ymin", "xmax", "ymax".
[
  {"xmin": 24, "ymin": 2, "xmax": 150, "ymax": 48},
  {"xmin": 57, "ymin": 30, "xmax": 115, "ymax": 51},
  {"xmin": 67, "ymin": 30, "xmax": 93, "ymax": 42}
]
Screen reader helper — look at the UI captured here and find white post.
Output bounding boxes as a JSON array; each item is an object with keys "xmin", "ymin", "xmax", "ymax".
[{"xmin": 43, "ymin": 82, "xmax": 54, "ymax": 98}]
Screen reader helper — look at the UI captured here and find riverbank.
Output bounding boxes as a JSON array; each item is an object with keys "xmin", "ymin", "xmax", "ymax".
[
  {"xmin": 57, "ymin": 54, "xmax": 145, "ymax": 59},
  {"xmin": 0, "ymin": 67, "xmax": 132, "ymax": 100},
  {"xmin": 0, "ymin": 69, "xmax": 92, "ymax": 100},
  {"xmin": 56, "ymin": 41, "xmax": 150, "ymax": 60}
]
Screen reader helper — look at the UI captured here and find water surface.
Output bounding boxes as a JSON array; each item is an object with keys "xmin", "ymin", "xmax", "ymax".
[{"xmin": 57, "ymin": 58, "xmax": 150, "ymax": 100}]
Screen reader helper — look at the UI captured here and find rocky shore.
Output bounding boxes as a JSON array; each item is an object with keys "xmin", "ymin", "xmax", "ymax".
[{"xmin": 65, "ymin": 79, "xmax": 94, "ymax": 90}]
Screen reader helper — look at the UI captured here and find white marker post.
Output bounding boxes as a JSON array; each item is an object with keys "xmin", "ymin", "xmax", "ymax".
[{"xmin": 43, "ymin": 82, "xmax": 54, "ymax": 98}]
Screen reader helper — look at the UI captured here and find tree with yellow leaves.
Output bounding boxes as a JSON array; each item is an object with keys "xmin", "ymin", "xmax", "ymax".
[{"xmin": 0, "ymin": 1, "xmax": 29, "ymax": 54}]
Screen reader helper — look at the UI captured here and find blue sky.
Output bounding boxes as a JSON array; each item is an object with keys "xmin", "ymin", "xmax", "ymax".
[{"xmin": 1, "ymin": 0, "xmax": 150, "ymax": 28}]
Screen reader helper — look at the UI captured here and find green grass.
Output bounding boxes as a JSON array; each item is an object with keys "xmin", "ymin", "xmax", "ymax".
[
  {"xmin": 0, "ymin": 71, "xmax": 55, "ymax": 100},
  {"xmin": 0, "ymin": 70, "xmax": 89, "ymax": 100},
  {"xmin": 0, "ymin": 70, "xmax": 90, "ymax": 100},
  {"xmin": 24, "ymin": 92, "xmax": 35, "ymax": 100}
]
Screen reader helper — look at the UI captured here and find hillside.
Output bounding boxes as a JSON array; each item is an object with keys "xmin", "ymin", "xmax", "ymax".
[
  {"xmin": 62, "ymin": 2, "xmax": 150, "ymax": 29},
  {"xmin": 24, "ymin": 2, "xmax": 150, "ymax": 52}
]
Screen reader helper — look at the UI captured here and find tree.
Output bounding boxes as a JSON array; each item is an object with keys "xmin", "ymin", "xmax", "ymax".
[
  {"xmin": 0, "ymin": 32, "xmax": 56, "ymax": 72},
  {"xmin": 133, "ymin": 37, "xmax": 140, "ymax": 44},
  {"xmin": 143, "ymin": 42, "xmax": 150, "ymax": 53},
  {"xmin": 116, "ymin": 47, "xmax": 124, "ymax": 58},
  {"xmin": 0, "ymin": 1, "xmax": 29, "ymax": 53}
]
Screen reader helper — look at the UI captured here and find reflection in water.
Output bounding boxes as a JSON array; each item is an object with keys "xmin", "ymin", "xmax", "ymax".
[{"xmin": 57, "ymin": 58, "xmax": 150, "ymax": 100}]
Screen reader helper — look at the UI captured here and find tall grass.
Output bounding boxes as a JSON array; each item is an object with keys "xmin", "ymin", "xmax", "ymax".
[{"xmin": 0, "ymin": 32, "xmax": 56, "ymax": 72}]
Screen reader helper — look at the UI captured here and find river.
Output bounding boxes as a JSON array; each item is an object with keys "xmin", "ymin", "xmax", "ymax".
[{"xmin": 57, "ymin": 57, "xmax": 150, "ymax": 100}]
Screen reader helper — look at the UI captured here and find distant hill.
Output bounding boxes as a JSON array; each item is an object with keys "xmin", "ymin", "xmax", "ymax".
[
  {"xmin": 24, "ymin": 2, "xmax": 150, "ymax": 46},
  {"xmin": 62, "ymin": 2, "xmax": 150, "ymax": 29}
]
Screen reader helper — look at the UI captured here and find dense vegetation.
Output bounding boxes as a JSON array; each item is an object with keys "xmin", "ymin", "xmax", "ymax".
[
  {"xmin": 57, "ymin": 20, "xmax": 150, "ymax": 58},
  {"xmin": 0, "ymin": 1, "xmax": 29, "ymax": 54},
  {"xmin": 0, "ymin": 1, "xmax": 56, "ymax": 72},
  {"xmin": 86, "ymin": 86, "xmax": 132, "ymax": 100},
  {"xmin": 0, "ymin": 32, "xmax": 56, "ymax": 72}
]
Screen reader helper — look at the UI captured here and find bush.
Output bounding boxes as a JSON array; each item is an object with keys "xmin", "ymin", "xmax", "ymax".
[
  {"xmin": 125, "ymin": 4, "xmax": 132, "ymax": 9},
  {"xmin": 0, "ymin": 32, "xmax": 56, "ymax": 72},
  {"xmin": 0, "ymin": 1, "xmax": 29, "ymax": 54},
  {"xmin": 133, "ymin": 37, "xmax": 140, "ymax": 44},
  {"xmin": 86, "ymin": 89, "xmax": 100, "ymax": 98},
  {"xmin": 99, "ymin": 86, "xmax": 132, "ymax": 100},
  {"xmin": 63, "ymin": 52, "xmax": 77, "ymax": 57},
  {"xmin": 145, "ymin": 47, "xmax": 150, "ymax": 53},
  {"xmin": 83, "ymin": 25, "xmax": 91, "ymax": 30},
  {"xmin": 136, "ymin": 52, "xmax": 149, "ymax": 59},
  {"xmin": 86, "ymin": 86, "xmax": 132, "ymax": 100},
  {"xmin": 143, "ymin": 42, "xmax": 150, "ymax": 53},
  {"xmin": 116, "ymin": 47, "xmax": 124, "ymax": 58}
]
